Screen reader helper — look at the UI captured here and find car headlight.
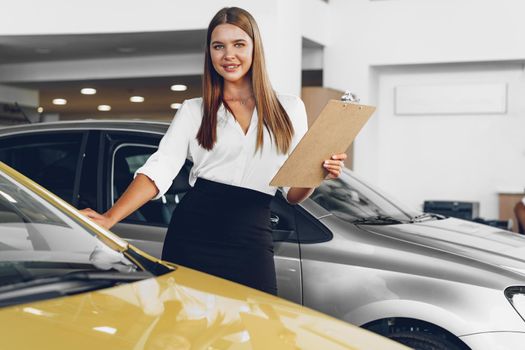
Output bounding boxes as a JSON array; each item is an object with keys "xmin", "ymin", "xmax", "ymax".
[{"xmin": 505, "ymin": 286, "xmax": 525, "ymax": 321}]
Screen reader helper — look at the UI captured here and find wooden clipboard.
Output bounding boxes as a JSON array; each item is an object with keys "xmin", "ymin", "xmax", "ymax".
[{"xmin": 270, "ymin": 99, "xmax": 376, "ymax": 188}]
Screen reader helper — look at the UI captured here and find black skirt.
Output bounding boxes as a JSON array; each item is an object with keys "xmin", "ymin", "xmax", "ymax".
[{"xmin": 162, "ymin": 178, "xmax": 277, "ymax": 295}]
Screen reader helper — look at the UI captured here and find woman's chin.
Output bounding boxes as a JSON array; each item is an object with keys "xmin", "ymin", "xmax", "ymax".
[{"xmin": 222, "ymin": 74, "xmax": 248, "ymax": 84}]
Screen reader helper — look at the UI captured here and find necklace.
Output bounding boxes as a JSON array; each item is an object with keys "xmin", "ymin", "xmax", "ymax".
[{"xmin": 223, "ymin": 95, "xmax": 254, "ymax": 105}]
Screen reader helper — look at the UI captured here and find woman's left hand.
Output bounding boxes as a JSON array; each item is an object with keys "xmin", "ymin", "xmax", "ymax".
[{"xmin": 323, "ymin": 153, "xmax": 347, "ymax": 180}]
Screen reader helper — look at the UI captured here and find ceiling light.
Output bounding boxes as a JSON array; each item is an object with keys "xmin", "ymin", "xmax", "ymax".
[
  {"xmin": 98, "ymin": 105, "xmax": 111, "ymax": 111},
  {"xmin": 130, "ymin": 96, "xmax": 144, "ymax": 103},
  {"xmin": 52, "ymin": 98, "xmax": 67, "ymax": 105},
  {"xmin": 170, "ymin": 84, "xmax": 187, "ymax": 92},
  {"xmin": 170, "ymin": 103, "xmax": 182, "ymax": 110},
  {"xmin": 81, "ymin": 88, "xmax": 97, "ymax": 95},
  {"xmin": 37, "ymin": 107, "xmax": 44, "ymax": 113}
]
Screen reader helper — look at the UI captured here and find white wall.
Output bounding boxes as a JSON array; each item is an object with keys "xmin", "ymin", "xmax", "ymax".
[
  {"xmin": 0, "ymin": 0, "xmax": 262, "ymax": 34},
  {"xmin": 375, "ymin": 63, "xmax": 525, "ymax": 217},
  {"xmin": 324, "ymin": 0, "xmax": 525, "ymax": 217},
  {"xmin": 0, "ymin": 84, "xmax": 38, "ymax": 107},
  {"xmin": 300, "ymin": 0, "xmax": 330, "ymax": 46}
]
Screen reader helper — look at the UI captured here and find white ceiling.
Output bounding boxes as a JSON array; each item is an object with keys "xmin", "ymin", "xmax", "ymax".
[{"xmin": 0, "ymin": 31, "xmax": 322, "ymax": 120}]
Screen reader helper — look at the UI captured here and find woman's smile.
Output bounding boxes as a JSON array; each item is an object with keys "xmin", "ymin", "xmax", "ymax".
[{"xmin": 222, "ymin": 64, "xmax": 240, "ymax": 72}]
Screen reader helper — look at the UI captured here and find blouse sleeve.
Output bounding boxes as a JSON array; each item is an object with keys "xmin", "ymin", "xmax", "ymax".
[
  {"xmin": 135, "ymin": 100, "xmax": 194, "ymax": 200},
  {"xmin": 281, "ymin": 97, "xmax": 308, "ymax": 200}
]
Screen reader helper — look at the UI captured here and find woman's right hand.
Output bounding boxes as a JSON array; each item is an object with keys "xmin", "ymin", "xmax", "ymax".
[
  {"xmin": 79, "ymin": 208, "xmax": 115, "ymax": 230},
  {"xmin": 78, "ymin": 174, "xmax": 159, "ymax": 231}
]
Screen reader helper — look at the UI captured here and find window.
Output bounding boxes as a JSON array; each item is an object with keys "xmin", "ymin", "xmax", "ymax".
[
  {"xmin": 270, "ymin": 191, "xmax": 297, "ymax": 242},
  {"xmin": 270, "ymin": 191, "xmax": 332, "ymax": 244},
  {"xmin": 112, "ymin": 143, "xmax": 191, "ymax": 226},
  {"xmin": 0, "ymin": 132, "xmax": 85, "ymax": 205}
]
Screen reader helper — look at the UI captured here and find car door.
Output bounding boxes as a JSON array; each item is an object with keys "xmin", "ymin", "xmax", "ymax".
[
  {"xmin": 269, "ymin": 191, "xmax": 303, "ymax": 303},
  {"xmin": 99, "ymin": 130, "xmax": 185, "ymax": 258},
  {"xmin": 101, "ymin": 129, "xmax": 303, "ymax": 303},
  {"xmin": 0, "ymin": 130, "xmax": 88, "ymax": 206}
]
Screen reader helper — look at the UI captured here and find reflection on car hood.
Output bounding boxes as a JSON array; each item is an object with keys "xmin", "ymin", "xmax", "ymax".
[
  {"xmin": 0, "ymin": 265, "xmax": 407, "ymax": 350},
  {"xmin": 363, "ymin": 217, "xmax": 525, "ymax": 277}
]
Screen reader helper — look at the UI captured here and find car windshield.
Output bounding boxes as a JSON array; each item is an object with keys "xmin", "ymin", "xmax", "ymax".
[
  {"xmin": 0, "ymin": 170, "xmax": 137, "ymax": 288},
  {"xmin": 310, "ymin": 169, "xmax": 421, "ymax": 224}
]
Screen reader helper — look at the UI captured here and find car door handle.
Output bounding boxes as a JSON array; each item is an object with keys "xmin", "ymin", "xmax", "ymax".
[{"xmin": 270, "ymin": 213, "xmax": 280, "ymax": 228}]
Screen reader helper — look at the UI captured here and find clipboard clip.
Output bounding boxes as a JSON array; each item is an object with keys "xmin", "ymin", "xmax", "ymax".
[{"xmin": 341, "ymin": 91, "xmax": 360, "ymax": 104}]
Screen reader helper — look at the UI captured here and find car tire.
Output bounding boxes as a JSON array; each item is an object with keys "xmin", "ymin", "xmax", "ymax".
[{"xmin": 388, "ymin": 331, "xmax": 464, "ymax": 350}]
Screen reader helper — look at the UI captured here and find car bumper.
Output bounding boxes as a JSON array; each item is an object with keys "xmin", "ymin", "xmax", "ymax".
[{"xmin": 460, "ymin": 331, "xmax": 525, "ymax": 349}]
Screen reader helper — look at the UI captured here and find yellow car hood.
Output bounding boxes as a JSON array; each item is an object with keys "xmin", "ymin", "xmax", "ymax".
[{"xmin": 0, "ymin": 266, "xmax": 406, "ymax": 350}]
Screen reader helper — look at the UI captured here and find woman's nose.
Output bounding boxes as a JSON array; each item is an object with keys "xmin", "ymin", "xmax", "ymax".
[{"xmin": 224, "ymin": 48, "xmax": 236, "ymax": 60}]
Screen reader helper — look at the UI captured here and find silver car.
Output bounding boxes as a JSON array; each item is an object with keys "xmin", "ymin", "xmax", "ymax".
[{"xmin": 1, "ymin": 120, "xmax": 525, "ymax": 350}]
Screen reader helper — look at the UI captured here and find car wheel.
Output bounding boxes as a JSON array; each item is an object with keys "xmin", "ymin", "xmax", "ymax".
[{"xmin": 388, "ymin": 331, "xmax": 463, "ymax": 350}]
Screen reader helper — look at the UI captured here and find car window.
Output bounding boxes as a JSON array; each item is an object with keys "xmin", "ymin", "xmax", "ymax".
[
  {"xmin": 112, "ymin": 144, "xmax": 190, "ymax": 226},
  {"xmin": 270, "ymin": 192, "xmax": 297, "ymax": 243},
  {"xmin": 310, "ymin": 170, "xmax": 418, "ymax": 223},
  {"xmin": 0, "ymin": 132, "xmax": 85, "ymax": 205},
  {"xmin": 271, "ymin": 191, "xmax": 332, "ymax": 244}
]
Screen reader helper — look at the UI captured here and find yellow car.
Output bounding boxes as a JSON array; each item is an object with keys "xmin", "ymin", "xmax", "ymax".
[{"xmin": 0, "ymin": 162, "xmax": 407, "ymax": 350}]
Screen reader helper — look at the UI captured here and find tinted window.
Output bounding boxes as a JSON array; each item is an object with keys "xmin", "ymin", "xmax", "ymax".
[
  {"xmin": 112, "ymin": 144, "xmax": 191, "ymax": 226},
  {"xmin": 0, "ymin": 132, "xmax": 84, "ymax": 205},
  {"xmin": 270, "ymin": 191, "xmax": 297, "ymax": 242},
  {"xmin": 270, "ymin": 191, "xmax": 331, "ymax": 244}
]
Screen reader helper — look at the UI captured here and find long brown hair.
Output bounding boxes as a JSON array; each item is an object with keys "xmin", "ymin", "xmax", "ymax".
[{"xmin": 198, "ymin": 7, "xmax": 294, "ymax": 154}]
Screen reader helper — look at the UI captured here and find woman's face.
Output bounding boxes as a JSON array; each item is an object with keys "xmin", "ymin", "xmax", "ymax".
[{"xmin": 210, "ymin": 23, "xmax": 254, "ymax": 85}]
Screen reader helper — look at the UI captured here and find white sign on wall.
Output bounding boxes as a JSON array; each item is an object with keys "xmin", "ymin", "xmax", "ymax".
[{"xmin": 394, "ymin": 82, "xmax": 508, "ymax": 115}]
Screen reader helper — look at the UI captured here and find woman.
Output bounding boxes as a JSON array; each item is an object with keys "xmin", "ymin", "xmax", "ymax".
[{"xmin": 80, "ymin": 7, "xmax": 346, "ymax": 295}]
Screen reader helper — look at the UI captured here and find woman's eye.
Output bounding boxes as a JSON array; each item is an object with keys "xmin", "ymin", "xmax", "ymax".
[
  {"xmin": 234, "ymin": 43, "xmax": 244, "ymax": 48},
  {"xmin": 213, "ymin": 45, "xmax": 224, "ymax": 50}
]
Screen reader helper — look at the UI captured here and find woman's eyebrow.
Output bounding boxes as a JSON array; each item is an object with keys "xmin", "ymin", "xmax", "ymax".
[{"xmin": 211, "ymin": 39, "xmax": 247, "ymax": 45}]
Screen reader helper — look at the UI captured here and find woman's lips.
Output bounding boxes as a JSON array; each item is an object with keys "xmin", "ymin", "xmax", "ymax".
[{"xmin": 222, "ymin": 64, "xmax": 240, "ymax": 72}]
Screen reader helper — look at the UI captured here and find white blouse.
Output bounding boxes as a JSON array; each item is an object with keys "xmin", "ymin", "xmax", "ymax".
[{"xmin": 135, "ymin": 93, "xmax": 308, "ymax": 200}]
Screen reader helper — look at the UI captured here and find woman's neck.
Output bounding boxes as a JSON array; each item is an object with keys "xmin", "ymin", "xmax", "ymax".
[{"xmin": 223, "ymin": 77, "xmax": 253, "ymax": 99}]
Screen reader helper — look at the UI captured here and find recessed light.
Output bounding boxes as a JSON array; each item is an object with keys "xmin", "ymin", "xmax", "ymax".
[
  {"xmin": 170, "ymin": 84, "xmax": 187, "ymax": 92},
  {"xmin": 37, "ymin": 107, "xmax": 44, "ymax": 113},
  {"xmin": 170, "ymin": 103, "xmax": 182, "ymax": 110},
  {"xmin": 97, "ymin": 105, "xmax": 111, "ymax": 111},
  {"xmin": 130, "ymin": 96, "xmax": 144, "ymax": 103},
  {"xmin": 81, "ymin": 88, "xmax": 97, "ymax": 95},
  {"xmin": 52, "ymin": 98, "xmax": 67, "ymax": 105}
]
